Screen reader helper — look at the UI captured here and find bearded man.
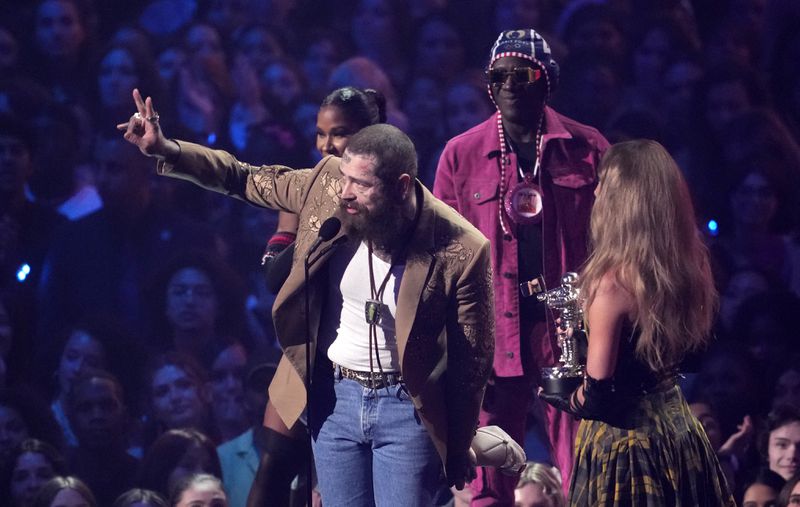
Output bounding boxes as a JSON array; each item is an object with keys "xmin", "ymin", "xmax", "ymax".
[{"xmin": 119, "ymin": 89, "xmax": 494, "ymax": 506}]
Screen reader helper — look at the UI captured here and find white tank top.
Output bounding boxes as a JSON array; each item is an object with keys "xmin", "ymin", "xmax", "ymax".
[{"xmin": 319, "ymin": 240, "xmax": 404, "ymax": 372}]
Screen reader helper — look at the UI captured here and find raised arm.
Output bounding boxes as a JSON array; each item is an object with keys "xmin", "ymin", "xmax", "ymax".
[{"xmin": 117, "ymin": 88, "xmax": 312, "ymax": 215}]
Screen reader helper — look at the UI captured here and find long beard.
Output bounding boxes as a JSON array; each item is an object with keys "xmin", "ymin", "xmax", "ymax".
[{"xmin": 341, "ymin": 195, "xmax": 412, "ymax": 253}]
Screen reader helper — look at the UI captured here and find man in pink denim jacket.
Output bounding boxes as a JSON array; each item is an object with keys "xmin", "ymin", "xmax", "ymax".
[{"xmin": 434, "ymin": 29, "xmax": 609, "ymax": 505}]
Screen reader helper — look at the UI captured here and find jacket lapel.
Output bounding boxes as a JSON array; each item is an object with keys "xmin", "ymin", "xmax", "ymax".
[{"xmin": 395, "ymin": 183, "xmax": 436, "ymax": 366}]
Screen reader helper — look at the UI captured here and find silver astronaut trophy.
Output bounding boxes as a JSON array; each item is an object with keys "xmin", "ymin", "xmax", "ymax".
[{"xmin": 533, "ymin": 272, "xmax": 585, "ymax": 396}]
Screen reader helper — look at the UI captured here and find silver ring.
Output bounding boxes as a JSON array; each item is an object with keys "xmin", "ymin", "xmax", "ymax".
[
  {"xmin": 146, "ymin": 113, "xmax": 160, "ymax": 122},
  {"xmin": 133, "ymin": 112, "xmax": 142, "ymax": 119}
]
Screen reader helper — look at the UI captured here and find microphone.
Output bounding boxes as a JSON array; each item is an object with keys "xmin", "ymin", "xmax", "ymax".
[
  {"xmin": 308, "ymin": 235, "xmax": 348, "ymax": 269},
  {"xmin": 305, "ymin": 217, "xmax": 341, "ymax": 261}
]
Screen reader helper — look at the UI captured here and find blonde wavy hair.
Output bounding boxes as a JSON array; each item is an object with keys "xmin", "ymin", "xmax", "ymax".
[
  {"xmin": 516, "ymin": 462, "xmax": 566, "ymax": 507},
  {"xmin": 581, "ymin": 139, "xmax": 717, "ymax": 372}
]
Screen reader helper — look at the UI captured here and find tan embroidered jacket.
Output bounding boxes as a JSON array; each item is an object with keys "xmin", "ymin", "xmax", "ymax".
[{"xmin": 158, "ymin": 140, "xmax": 495, "ymax": 466}]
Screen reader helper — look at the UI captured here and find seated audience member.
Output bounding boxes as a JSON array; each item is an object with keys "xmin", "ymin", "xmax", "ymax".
[
  {"xmin": 761, "ymin": 405, "xmax": 800, "ymax": 481},
  {"xmin": 690, "ymin": 397, "xmax": 755, "ymax": 492},
  {"xmin": 742, "ymin": 468, "xmax": 786, "ymax": 507},
  {"xmin": 773, "ymin": 366, "xmax": 800, "ymax": 411},
  {"xmin": 49, "ymin": 326, "xmax": 108, "ymax": 448},
  {"xmin": 170, "ymin": 473, "xmax": 228, "ymax": 507},
  {"xmin": 31, "ymin": 475, "xmax": 96, "ymax": 507},
  {"xmin": 217, "ymin": 359, "xmax": 277, "ymax": 507},
  {"xmin": 0, "ymin": 113, "xmax": 65, "ymax": 291},
  {"xmin": 144, "ymin": 251, "xmax": 250, "ymax": 365},
  {"xmin": 113, "ymin": 488, "xmax": 168, "ymax": 507},
  {"xmin": 778, "ymin": 473, "xmax": 800, "ymax": 507},
  {"xmin": 1, "ymin": 439, "xmax": 68, "ymax": 507},
  {"xmin": 0, "ymin": 388, "xmax": 63, "ymax": 466},
  {"xmin": 692, "ymin": 345, "xmax": 762, "ymax": 438},
  {"xmin": 139, "ymin": 428, "xmax": 222, "ymax": 500},
  {"xmin": 37, "ymin": 138, "xmax": 222, "ymax": 344},
  {"xmin": 207, "ymin": 341, "xmax": 249, "ymax": 444},
  {"xmin": 143, "ymin": 353, "xmax": 214, "ymax": 443},
  {"xmin": 65, "ymin": 370, "xmax": 138, "ymax": 505},
  {"xmin": 514, "ymin": 462, "xmax": 566, "ymax": 507}
]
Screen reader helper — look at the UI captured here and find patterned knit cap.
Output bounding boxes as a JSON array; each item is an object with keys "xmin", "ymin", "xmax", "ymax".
[{"xmin": 488, "ymin": 29, "xmax": 559, "ymax": 96}]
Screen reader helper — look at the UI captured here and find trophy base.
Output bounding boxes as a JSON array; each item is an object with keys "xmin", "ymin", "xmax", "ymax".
[{"xmin": 541, "ymin": 366, "xmax": 584, "ymax": 396}]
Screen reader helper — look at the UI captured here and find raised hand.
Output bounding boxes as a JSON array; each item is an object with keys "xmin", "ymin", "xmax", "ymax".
[{"xmin": 116, "ymin": 88, "xmax": 178, "ymax": 160}]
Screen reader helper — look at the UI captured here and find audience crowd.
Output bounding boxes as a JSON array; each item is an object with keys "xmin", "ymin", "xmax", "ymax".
[{"xmin": 1, "ymin": 0, "xmax": 800, "ymax": 505}]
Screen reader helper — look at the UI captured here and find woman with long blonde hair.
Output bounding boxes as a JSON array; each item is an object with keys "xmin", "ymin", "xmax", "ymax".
[{"xmin": 540, "ymin": 140, "xmax": 734, "ymax": 505}]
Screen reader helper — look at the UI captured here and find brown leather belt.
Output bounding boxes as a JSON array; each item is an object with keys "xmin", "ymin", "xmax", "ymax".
[{"xmin": 334, "ymin": 363, "xmax": 403, "ymax": 390}]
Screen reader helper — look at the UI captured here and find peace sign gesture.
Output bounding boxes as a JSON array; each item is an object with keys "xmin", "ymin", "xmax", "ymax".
[{"xmin": 116, "ymin": 88, "xmax": 178, "ymax": 160}]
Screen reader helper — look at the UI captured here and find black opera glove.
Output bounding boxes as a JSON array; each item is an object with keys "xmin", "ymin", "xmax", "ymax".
[{"xmin": 538, "ymin": 374, "xmax": 617, "ymax": 421}]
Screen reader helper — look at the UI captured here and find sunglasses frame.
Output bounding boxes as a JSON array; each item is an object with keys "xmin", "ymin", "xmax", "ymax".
[{"xmin": 487, "ymin": 67, "xmax": 543, "ymax": 86}]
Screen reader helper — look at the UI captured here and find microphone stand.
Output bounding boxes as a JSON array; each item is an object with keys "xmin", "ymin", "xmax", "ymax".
[
  {"xmin": 301, "ymin": 234, "xmax": 345, "ymax": 507},
  {"xmin": 302, "ymin": 251, "xmax": 314, "ymax": 507}
]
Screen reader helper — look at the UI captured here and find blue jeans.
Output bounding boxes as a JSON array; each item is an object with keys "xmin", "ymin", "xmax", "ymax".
[{"xmin": 309, "ymin": 364, "xmax": 445, "ymax": 507}]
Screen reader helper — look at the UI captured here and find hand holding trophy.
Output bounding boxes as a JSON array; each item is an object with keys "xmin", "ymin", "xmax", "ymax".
[{"xmin": 521, "ymin": 272, "xmax": 585, "ymax": 396}]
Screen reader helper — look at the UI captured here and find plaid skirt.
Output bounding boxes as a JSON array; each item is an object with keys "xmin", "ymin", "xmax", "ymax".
[{"xmin": 568, "ymin": 385, "xmax": 735, "ymax": 506}]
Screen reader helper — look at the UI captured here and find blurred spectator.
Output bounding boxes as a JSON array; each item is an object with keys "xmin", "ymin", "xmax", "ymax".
[
  {"xmin": 206, "ymin": 341, "xmax": 248, "ymax": 443},
  {"xmin": 626, "ymin": 16, "xmax": 697, "ymax": 111},
  {"xmin": 139, "ymin": 428, "xmax": 222, "ymax": 499},
  {"xmin": 144, "ymin": 250, "xmax": 250, "ymax": 362},
  {"xmin": 216, "ymin": 358, "xmax": 276, "ymax": 507},
  {"xmin": 113, "ymin": 488, "xmax": 168, "ymax": 507},
  {"xmin": 0, "ymin": 388, "xmax": 63, "ymax": 466},
  {"xmin": 557, "ymin": 2, "xmax": 627, "ymax": 64},
  {"xmin": 300, "ymin": 29, "xmax": 346, "ymax": 102},
  {"xmin": 773, "ymin": 366, "xmax": 800, "ymax": 411},
  {"xmin": 169, "ymin": 473, "xmax": 227, "ymax": 507},
  {"xmin": 231, "ymin": 23, "xmax": 285, "ymax": 78},
  {"xmin": 1, "ymin": 439, "xmax": 68, "ymax": 507},
  {"xmin": 65, "ymin": 370, "xmax": 138, "ymax": 505},
  {"xmin": 689, "ymin": 398, "xmax": 755, "ymax": 494},
  {"xmin": 155, "ymin": 46, "xmax": 186, "ymax": 100},
  {"xmin": 692, "ymin": 345, "xmax": 761, "ymax": 440},
  {"xmin": 442, "ymin": 72, "xmax": 494, "ymax": 140},
  {"xmin": 37, "ymin": 137, "xmax": 222, "ymax": 343},
  {"xmin": 349, "ymin": 0, "xmax": 410, "ymax": 91},
  {"xmin": 777, "ymin": 473, "xmax": 800, "ymax": 507},
  {"xmin": 143, "ymin": 353, "xmax": 214, "ymax": 443},
  {"xmin": 551, "ymin": 50, "xmax": 623, "ymax": 130},
  {"xmin": 0, "ymin": 113, "xmax": 65, "ymax": 291},
  {"xmin": 402, "ymin": 76, "xmax": 445, "ymax": 186},
  {"xmin": 90, "ymin": 42, "xmax": 163, "ymax": 139},
  {"xmin": 259, "ymin": 58, "xmax": 306, "ymax": 121},
  {"xmin": 760, "ymin": 405, "xmax": 800, "ymax": 481},
  {"xmin": 174, "ymin": 22, "xmax": 234, "ymax": 148},
  {"xmin": 27, "ymin": 0, "xmax": 97, "ymax": 107},
  {"xmin": 412, "ymin": 15, "xmax": 466, "ymax": 87},
  {"xmin": 703, "ymin": 15, "xmax": 760, "ymax": 70},
  {"xmin": 49, "ymin": 327, "xmax": 107, "ymax": 448},
  {"xmin": 328, "ymin": 57, "xmax": 409, "ymax": 131},
  {"xmin": 741, "ymin": 468, "xmax": 786, "ymax": 507},
  {"xmin": 514, "ymin": 462, "xmax": 565, "ymax": 507},
  {"xmin": 25, "ymin": 101, "xmax": 99, "ymax": 221},
  {"xmin": 201, "ymin": 0, "xmax": 252, "ymax": 36},
  {"xmin": 31, "ymin": 476, "xmax": 96, "ymax": 507},
  {"xmin": 716, "ymin": 267, "xmax": 772, "ymax": 335},
  {"xmin": 0, "ymin": 25, "xmax": 21, "ymax": 75},
  {"xmin": 729, "ymin": 292, "xmax": 800, "ymax": 387}
]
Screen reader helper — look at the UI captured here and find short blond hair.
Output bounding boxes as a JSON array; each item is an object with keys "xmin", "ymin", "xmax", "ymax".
[{"xmin": 516, "ymin": 462, "xmax": 565, "ymax": 507}]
